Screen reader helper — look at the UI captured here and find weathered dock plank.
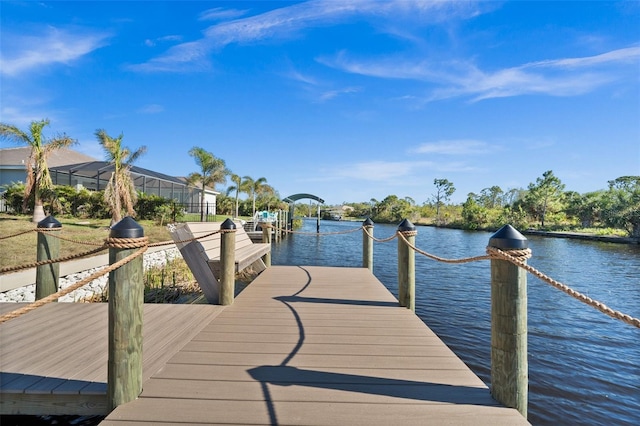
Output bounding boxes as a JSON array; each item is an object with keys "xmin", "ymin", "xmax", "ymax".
[{"xmin": 101, "ymin": 266, "xmax": 529, "ymax": 425}]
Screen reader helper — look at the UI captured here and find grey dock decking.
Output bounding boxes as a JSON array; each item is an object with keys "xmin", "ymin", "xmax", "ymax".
[
  {"xmin": 101, "ymin": 266, "xmax": 529, "ymax": 425},
  {"xmin": 0, "ymin": 303, "xmax": 225, "ymax": 415}
]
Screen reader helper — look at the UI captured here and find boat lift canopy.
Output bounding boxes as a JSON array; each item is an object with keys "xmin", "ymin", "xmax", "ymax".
[{"xmin": 282, "ymin": 193, "xmax": 325, "ymax": 232}]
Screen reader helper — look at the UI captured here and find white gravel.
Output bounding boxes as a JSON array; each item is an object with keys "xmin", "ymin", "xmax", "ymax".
[{"xmin": 0, "ymin": 248, "xmax": 183, "ymax": 303}]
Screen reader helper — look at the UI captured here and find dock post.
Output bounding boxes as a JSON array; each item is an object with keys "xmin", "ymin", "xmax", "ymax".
[
  {"xmin": 107, "ymin": 217, "xmax": 146, "ymax": 411},
  {"xmin": 488, "ymin": 224, "xmax": 529, "ymax": 419},
  {"xmin": 261, "ymin": 222, "xmax": 272, "ymax": 267},
  {"xmin": 397, "ymin": 219, "xmax": 416, "ymax": 311},
  {"xmin": 362, "ymin": 217, "xmax": 374, "ymax": 272},
  {"xmin": 35, "ymin": 216, "xmax": 61, "ymax": 300},
  {"xmin": 220, "ymin": 218, "xmax": 236, "ymax": 305}
]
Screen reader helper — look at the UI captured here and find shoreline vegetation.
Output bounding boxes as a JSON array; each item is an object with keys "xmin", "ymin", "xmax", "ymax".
[
  {"xmin": 337, "ymin": 216, "xmax": 638, "ymax": 245},
  {"xmin": 1, "ymin": 212, "xmax": 636, "ymax": 272}
]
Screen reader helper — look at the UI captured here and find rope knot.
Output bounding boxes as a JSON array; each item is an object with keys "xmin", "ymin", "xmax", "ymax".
[
  {"xmin": 105, "ymin": 236, "xmax": 149, "ymax": 249},
  {"xmin": 486, "ymin": 246, "xmax": 532, "ymax": 261},
  {"xmin": 398, "ymin": 230, "xmax": 418, "ymax": 238}
]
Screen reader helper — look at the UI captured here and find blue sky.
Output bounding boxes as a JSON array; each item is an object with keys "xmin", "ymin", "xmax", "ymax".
[{"xmin": 1, "ymin": 1, "xmax": 639, "ymax": 205}]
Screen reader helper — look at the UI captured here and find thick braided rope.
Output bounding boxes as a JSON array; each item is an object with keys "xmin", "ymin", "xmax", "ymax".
[
  {"xmin": 0, "ymin": 237, "xmax": 148, "ymax": 324},
  {"xmin": 104, "ymin": 236, "xmax": 149, "ymax": 249},
  {"xmin": 397, "ymin": 230, "xmax": 492, "ymax": 264},
  {"xmin": 362, "ymin": 225, "xmax": 398, "ymax": 243},
  {"xmin": 0, "ymin": 245, "xmax": 108, "ymax": 274},
  {"xmin": 487, "ymin": 246, "xmax": 640, "ymax": 328},
  {"xmin": 149, "ymin": 229, "xmax": 223, "ymax": 248},
  {"xmin": 0, "ymin": 228, "xmax": 36, "ymax": 240},
  {"xmin": 35, "ymin": 229, "xmax": 107, "ymax": 246}
]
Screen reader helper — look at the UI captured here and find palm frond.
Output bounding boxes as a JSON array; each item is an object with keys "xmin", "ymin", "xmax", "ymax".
[{"xmin": 0, "ymin": 124, "xmax": 31, "ymax": 144}]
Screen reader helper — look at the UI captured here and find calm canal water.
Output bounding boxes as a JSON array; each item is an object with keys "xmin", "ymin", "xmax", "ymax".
[{"xmin": 272, "ymin": 219, "xmax": 640, "ymax": 426}]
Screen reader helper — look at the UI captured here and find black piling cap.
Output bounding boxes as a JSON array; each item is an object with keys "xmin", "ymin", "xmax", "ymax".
[
  {"xmin": 109, "ymin": 216, "xmax": 144, "ymax": 238},
  {"xmin": 363, "ymin": 217, "xmax": 374, "ymax": 226},
  {"xmin": 489, "ymin": 224, "xmax": 528, "ymax": 249},
  {"xmin": 37, "ymin": 216, "xmax": 61, "ymax": 229},
  {"xmin": 221, "ymin": 218, "xmax": 237, "ymax": 230},
  {"xmin": 397, "ymin": 218, "xmax": 416, "ymax": 232}
]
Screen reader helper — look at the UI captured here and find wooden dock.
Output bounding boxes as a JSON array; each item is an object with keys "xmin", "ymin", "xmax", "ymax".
[
  {"xmin": 0, "ymin": 303, "xmax": 224, "ymax": 415},
  {"xmin": 1, "ymin": 266, "xmax": 529, "ymax": 425}
]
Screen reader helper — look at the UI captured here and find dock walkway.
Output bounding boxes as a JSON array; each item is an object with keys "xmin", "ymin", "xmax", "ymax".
[
  {"xmin": 0, "ymin": 303, "xmax": 224, "ymax": 415},
  {"xmin": 102, "ymin": 266, "xmax": 529, "ymax": 425}
]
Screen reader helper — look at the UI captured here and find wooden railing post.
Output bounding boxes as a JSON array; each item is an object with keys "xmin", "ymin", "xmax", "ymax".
[
  {"xmin": 35, "ymin": 216, "xmax": 61, "ymax": 301},
  {"xmin": 261, "ymin": 222, "xmax": 272, "ymax": 267},
  {"xmin": 107, "ymin": 217, "xmax": 145, "ymax": 411},
  {"xmin": 397, "ymin": 219, "xmax": 416, "ymax": 311},
  {"xmin": 362, "ymin": 217, "xmax": 374, "ymax": 272},
  {"xmin": 489, "ymin": 224, "xmax": 529, "ymax": 419},
  {"xmin": 220, "ymin": 218, "xmax": 236, "ymax": 305}
]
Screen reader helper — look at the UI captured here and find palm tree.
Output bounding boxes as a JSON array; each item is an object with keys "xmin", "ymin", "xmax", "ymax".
[
  {"xmin": 242, "ymin": 176, "xmax": 268, "ymax": 217},
  {"xmin": 0, "ymin": 119, "xmax": 75, "ymax": 222},
  {"xmin": 95, "ymin": 129, "xmax": 147, "ymax": 225},
  {"xmin": 226, "ymin": 173, "xmax": 250, "ymax": 218},
  {"xmin": 187, "ymin": 147, "xmax": 229, "ymax": 221}
]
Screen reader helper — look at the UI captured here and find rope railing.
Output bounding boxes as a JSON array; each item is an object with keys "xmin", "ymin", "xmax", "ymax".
[
  {"xmin": 486, "ymin": 246, "xmax": 640, "ymax": 328},
  {"xmin": 392, "ymin": 226, "xmax": 639, "ymax": 329},
  {"xmin": 0, "ymin": 237, "xmax": 148, "ymax": 324},
  {"xmin": 0, "ymin": 228, "xmax": 36, "ymax": 240},
  {"xmin": 0, "ymin": 226, "xmax": 222, "ymax": 274},
  {"xmin": 0, "ymin": 245, "xmax": 108, "ymax": 274}
]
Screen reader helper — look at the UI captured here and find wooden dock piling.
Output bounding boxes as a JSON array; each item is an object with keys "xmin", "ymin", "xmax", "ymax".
[
  {"xmin": 363, "ymin": 217, "xmax": 374, "ymax": 272},
  {"xmin": 397, "ymin": 219, "xmax": 416, "ymax": 311},
  {"xmin": 489, "ymin": 224, "xmax": 529, "ymax": 419},
  {"xmin": 35, "ymin": 216, "xmax": 61, "ymax": 301},
  {"xmin": 107, "ymin": 217, "xmax": 145, "ymax": 411},
  {"xmin": 219, "ymin": 218, "xmax": 236, "ymax": 305},
  {"xmin": 261, "ymin": 222, "xmax": 272, "ymax": 267}
]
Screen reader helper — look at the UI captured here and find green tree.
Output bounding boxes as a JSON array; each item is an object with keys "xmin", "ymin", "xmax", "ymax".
[
  {"xmin": 96, "ymin": 130, "xmax": 147, "ymax": 225},
  {"xmin": 431, "ymin": 178, "xmax": 455, "ymax": 225},
  {"xmin": 523, "ymin": 170, "xmax": 565, "ymax": 227},
  {"xmin": 0, "ymin": 119, "xmax": 75, "ymax": 222},
  {"xmin": 478, "ymin": 186, "xmax": 504, "ymax": 209},
  {"xmin": 227, "ymin": 173, "xmax": 250, "ymax": 218},
  {"xmin": 461, "ymin": 195, "xmax": 489, "ymax": 230},
  {"xmin": 564, "ymin": 190, "xmax": 605, "ymax": 228},
  {"xmin": 255, "ymin": 184, "xmax": 277, "ymax": 212},
  {"xmin": 603, "ymin": 176, "xmax": 640, "ymax": 238},
  {"xmin": 187, "ymin": 147, "xmax": 229, "ymax": 222},
  {"xmin": 243, "ymin": 176, "xmax": 268, "ymax": 217},
  {"xmin": 371, "ymin": 195, "xmax": 414, "ymax": 223}
]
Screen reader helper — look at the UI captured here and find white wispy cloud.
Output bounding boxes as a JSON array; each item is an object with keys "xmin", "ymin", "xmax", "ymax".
[
  {"xmin": 412, "ymin": 140, "xmax": 493, "ymax": 155},
  {"xmin": 0, "ymin": 26, "xmax": 110, "ymax": 77},
  {"xmin": 137, "ymin": 104, "xmax": 164, "ymax": 114},
  {"xmin": 322, "ymin": 46, "xmax": 640, "ymax": 102},
  {"xmin": 286, "ymin": 69, "xmax": 319, "ymax": 86},
  {"xmin": 317, "ymin": 158, "xmax": 480, "ymax": 183},
  {"xmin": 144, "ymin": 35, "xmax": 182, "ymax": 47},
  {"xmin": 130, "ymin": 0, "xmax": 482, "ymax": 72},
  {"xmin": 199, "ymin": 7, "xmax": 248, "ymax": 22},
  {"xmin": 318, "ymin": 86, "xmax": 360, "ymax": 102}
]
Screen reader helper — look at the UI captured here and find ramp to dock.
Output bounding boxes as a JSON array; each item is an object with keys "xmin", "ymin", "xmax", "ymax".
[{"xmin": 102, "ymin": 266, "xmax": 529, "ymax": 425}]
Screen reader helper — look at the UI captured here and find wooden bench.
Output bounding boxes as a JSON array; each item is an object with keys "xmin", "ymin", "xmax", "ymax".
[{"xmin": 169, "ymin": 221, "xmax": 271, "ymax": 304}]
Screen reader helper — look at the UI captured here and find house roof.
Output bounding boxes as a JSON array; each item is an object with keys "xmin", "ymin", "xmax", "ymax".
[
  {"xmin": 51, "ymin": 161, "xmax": 188, "ymax": 186},
  {"xmin": 0, "ymin": 146, "xmax": 96, "ymax": 167}
]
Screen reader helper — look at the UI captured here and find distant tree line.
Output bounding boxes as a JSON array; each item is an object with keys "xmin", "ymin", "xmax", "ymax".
[{"xmin": 343, "ymin": 171, "xmax": 640, "ymax": 238}]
